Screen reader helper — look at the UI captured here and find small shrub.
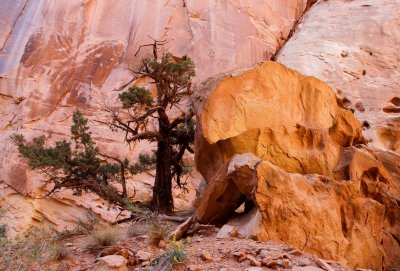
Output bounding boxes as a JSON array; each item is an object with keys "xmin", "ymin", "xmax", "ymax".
[
  {"xmin": 151, "ymin": 237, "xmax": 188, "ymax": 271},
  {"xmin": 148, "ymin": 219, "xmax": 169, "ymax": 246},
  {"xmin": 51, "ymin": 244, "xmax": 69, "ymax": 260},
  {"xmin": 0, "ymin": 224, "xmax": 6, "ymax": 239},
  {"xmin": 84, "ymin": 226, "xmax": 122, "ymax": 249}
]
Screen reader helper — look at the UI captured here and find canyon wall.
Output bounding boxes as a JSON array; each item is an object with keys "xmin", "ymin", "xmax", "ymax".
[
  {"xmin": 277, "ymin": 0, "xmax": 400, "ymax": 153},
  {"xmin": 0, "ymin": 0, "xmax": 311, "ymax": 231}
]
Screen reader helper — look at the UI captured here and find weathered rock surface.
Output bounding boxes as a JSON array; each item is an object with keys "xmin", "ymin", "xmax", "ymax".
[
  {"xmin": 277, "ymin": 0, "xmax": 400, "ymax": 153},
  {"xmin": 194, "ymin": 61, "xmax": 365, "ymax": 182},
  {"xmin": 194, "ymin": 62, "xmax": 400, "ymax": 269},
  {"xmin": 0, "ymin": 0, "xmax": 312, "ymax": 231},
  {"xmin": 93, "ymin": 255, "xmax": 128, "ymax": 271}
]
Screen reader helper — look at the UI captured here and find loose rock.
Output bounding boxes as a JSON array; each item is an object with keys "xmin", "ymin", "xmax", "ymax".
[
  {"xmin": 247, "ymin": 255, "xmax": 262, "ymax": 267},
  {"xmin": 200, "ymin": 250, "xmax": 213, "ymax": 262},
  {"xmin": 93, "ymin": 255, "xmax": 128, "ymax": 271},
  {"xmin": 135, "ymin": 250, "xmax": 152, "ymax": 262},
  {"xmin": 316, "ymin": 259, "xmax": 335, "ymax": 271},
  {"xmin": 217, "ymin": 224, "xmax": 238, "ymax": 239}
]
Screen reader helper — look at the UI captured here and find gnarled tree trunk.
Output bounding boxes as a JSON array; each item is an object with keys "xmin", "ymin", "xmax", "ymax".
[{"xmin": 152, "ymin": 110, "xmax": 173, "ymax": 212}]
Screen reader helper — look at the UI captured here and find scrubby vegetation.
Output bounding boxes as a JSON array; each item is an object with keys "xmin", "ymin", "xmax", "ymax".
[
  {"xmin": 150, "ymin": 237, "xmax": 189, "ymax": 271},
  {"xmin": 0, "ymin": 227, "xmax": 67, "ymax": 271},
  {"xmin": 83, "ymin": 225, "xmax": 123, "ymax": 249},
  {"xmin": 148, "ymin": 218, "xmax": 169, "ymax": 246}
]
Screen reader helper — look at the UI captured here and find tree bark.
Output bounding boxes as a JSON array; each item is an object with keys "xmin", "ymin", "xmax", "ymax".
[{"xmin": 152, "ymin": 110, "xmax": 173, "ymax": 212}]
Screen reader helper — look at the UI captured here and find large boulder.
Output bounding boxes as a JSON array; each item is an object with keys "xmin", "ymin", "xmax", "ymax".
[
  {"xmin": 193, "ymin": 61, "xmax": 365, "ymax": 182},
  {"xmin": 196, "ymin": 150, "xmax": 400, "ymax": 269},
  {"xmin": 194, "ymin": 62, "xmax": 400, "ymax": 269}
]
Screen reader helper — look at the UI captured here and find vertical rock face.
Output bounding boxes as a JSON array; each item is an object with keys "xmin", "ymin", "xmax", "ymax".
[
  {"xmin": 193, "ymin": 61, "xmax": 400, "ymax": 269},
  {"xmin": 277, "ymin": 0, "xmax": 400, "ymax": 153},
  {"xmin": 0, "ymin": 0, "xmax": 310, "ymax": 231}
]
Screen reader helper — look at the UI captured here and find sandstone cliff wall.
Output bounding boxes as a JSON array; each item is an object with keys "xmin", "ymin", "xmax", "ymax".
[{"xmin": 0, "ymin": 0, "xmax": 311, "ymax": 231}]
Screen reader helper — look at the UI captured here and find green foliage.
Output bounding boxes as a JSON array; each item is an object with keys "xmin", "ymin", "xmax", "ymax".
[
  {"xmin": 119, "ymin": 86, "xmax": 153, "ymax": 108},
  {"xmin": 145, "ymin": 53, "xmax": 195, "ymax": 89},
  {"xmin": 71, "ymin": 110, "xmax": 92, "ymax": 146},
  {"xmin": 11, "ymin": 110, "xmax": 131, "ymax": 208},
  {"xmin": 129, "ymin": 153, "xmax": 156, "ymax": 175},
  {"xmin": 109, "ymin": 42, "xmax": 197, "ymax": 212},
  {"xmin": 0, "ymin": 224, "xmax": 6, "ymax": 240},
  {"xmin": 0, "ymin": 204, "xmax": 7, "ymax": 240},
  {"xmin": 150, "ymin": 237, "xmax": 188, "ymax": 271},
  {"xmin": 148, "ymin": 218, "xmax": 169, "ymax": 246}
]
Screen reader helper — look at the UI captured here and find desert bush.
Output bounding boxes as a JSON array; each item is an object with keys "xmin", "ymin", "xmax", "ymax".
[
  {"xmin": 150, "ymin": 237, "xmax": 188, "ymax": 271},
  {"xmin": 54, "ymin": 211, "xmax": 99, "ymax": 240},
  {"xmin": 84, "ymin": 226, "xmax": 123, "ymax": 249},
  {"xmin": 0, "ymin": 224, "xmax": 6, "ymax": 239},
  {"xmin": 148, "ymin": 218, "xmax": 169, "ymax": 246},
  {"xmin": 51, "ymin": 244, "xmax": 69, "ymax": 260}
]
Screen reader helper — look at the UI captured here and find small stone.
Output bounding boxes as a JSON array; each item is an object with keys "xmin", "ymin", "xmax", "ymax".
[
  {"xmin": 258, "ymin": 249, "xmax": 269, "ymax": 258},
  {"xmin": 281, "ymin": 259, "xmax": 292, "ymax": 269},
  {"xmin": 316, "ymin": 259, "xmax": 334, "ymax": 271},
  {"xmin": 341, "ymin": 51, "xmax": 348, "ymax": 57},
  {"xmin": 65, "ymin": 243, "xmax": 75, "ymax": 247},
  {"xmin": 299, "ymin": 258, "xmax": 314, "ymax": 267},
  {"xmin": 265, "ymin": 260, "xmax": 279, "ymax": 268},
  {"xmin": 233, "ymin": 250, "xmax": 247, "ymax": 263},
  {"xmin": 195, "ymin": 237, "xmax": 204, "ymax": 242},
  {"xmin": 158, "ymin": 240, "xmax": 166, "ymax": 248},
  {"xmin": 219, "ymin": 248, "xmax": 231, "ymax": 255},
  {"xmin": 289, "ymin": 250, "xmax": 303, "ymax": 257},
  {"xmin": 94, "ymin": 255, "xmax": 128, "ymax": 271},
  {"xmin": 188, "ymin": 264, "xmax": 201, "ymax": 271},
  {"xmin": 217, "ymin": 224, "xmax": 238, "ymax": 239},
  {"xmin": 262, "ymin": 257, "xmax": 274, "ymax": 264},
  {"xmin": 200, "ymin": 250, "xmax": 213, "ymax": 262},
  {"xmin": 135, "ymin": 250, "xmax": 152, "ymax": 262},
  {"xmin": 247, "ymin": 255, "xmax": 262, "ymax": 267},
  {"xmin": 141, "ymin": 261, "xmax": 150, "ymax": 267}
]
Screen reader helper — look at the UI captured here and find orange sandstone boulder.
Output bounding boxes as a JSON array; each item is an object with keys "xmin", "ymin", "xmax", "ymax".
[
  {"xmin": 193, "ymin": 61, "xmax": 365, "ymax": 182},
  {"xmin": 194, "ymin": 62, "xmax": 400, "ymax": 269}
]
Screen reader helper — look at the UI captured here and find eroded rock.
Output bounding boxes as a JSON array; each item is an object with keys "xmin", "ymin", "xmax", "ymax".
[
  {"xmin": 194, "ymin": 62, "xmax": 400, "ymax": 269},
  {"xmin": 193, "ymin": 61, "xmax": 364, "ymax": 183}
]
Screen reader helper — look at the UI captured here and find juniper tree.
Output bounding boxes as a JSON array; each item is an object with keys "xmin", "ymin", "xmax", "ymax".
[
  {"xmin": 109, "ymin": 40, "xmax": 195, "ymax": 212},
  {"xmin": 11, "ymin": 110, "xmax": 132, "ymax": 209}
]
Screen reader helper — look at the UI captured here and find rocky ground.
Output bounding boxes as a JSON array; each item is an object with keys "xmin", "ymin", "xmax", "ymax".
[{"xmin": 0, "ymin": 213, "xmax": 354, "ymax": 271}]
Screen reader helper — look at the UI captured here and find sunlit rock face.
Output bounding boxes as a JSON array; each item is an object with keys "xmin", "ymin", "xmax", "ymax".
[
  {"xmin": 277, "ymin": 0, "xmax": 400, "ymax": 153},
  {"xmin": 194, "ymin": 62, "xmax": 400, "ymax": 269},
  {"xmin": 193, "ymin": 61, "xmax": 365, "ymax": 183},
  {"xmin": 0, "ymin": 0, "xmax": 310, "ymax": 231}
]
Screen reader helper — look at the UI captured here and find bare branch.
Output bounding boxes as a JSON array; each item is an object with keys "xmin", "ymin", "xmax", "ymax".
[{"xmin": 127, "ymin": 131, "xmax": 161, "ymax": 142}]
